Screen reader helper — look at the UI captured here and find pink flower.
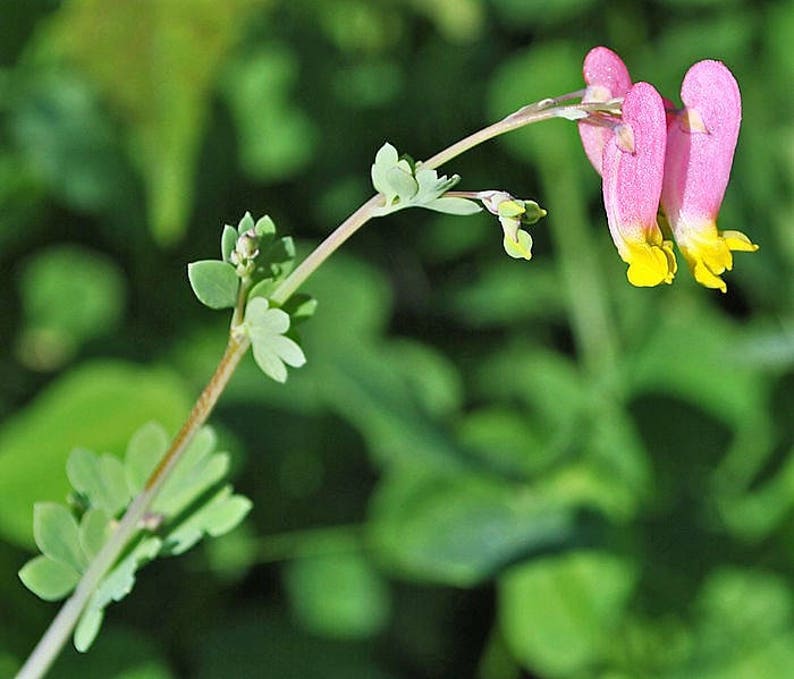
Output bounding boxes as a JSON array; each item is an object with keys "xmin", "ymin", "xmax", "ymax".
[
  {"xmin": 660, "ymin": 60, "xmax": 758, "ymax": 292},
  {"xmin": 601, "ymin": 82, "xmax": 677, "ymax": 287},
  {"xmin": 578, "ymin": 47, "xmax": 632, "ymax": 174}
]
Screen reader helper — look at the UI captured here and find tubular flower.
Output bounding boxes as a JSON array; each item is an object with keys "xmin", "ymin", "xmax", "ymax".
[
  {"xmin": 602, "ymin": 82, "xmax": 677, "ymax": 287},
  {"xmin": 661, "ymin": 60, "xmax": 758, "ymax": 292},
  {"xmin": 578, "ymin": 46, "xmax": 632, "ymax": 174}
]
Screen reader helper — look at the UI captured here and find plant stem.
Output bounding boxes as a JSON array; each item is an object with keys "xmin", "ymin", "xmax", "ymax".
[
  {"xmin": 15, "ymin": 336, "xmax": 249, "ymax": 679},
  {"xmin": 271, "ymin": 96, "xmax": 614, "ymax": 307},
  {"xmin": 17, "ymin": 94, "xmax": 612, "ymax": 679},
  {"xmin": 269, "ymin": 195, "xmax": 383, "ymax": 306},
  {"xmin": 422, "ymin": 93, "xmax": 597, "ymax": 170}
]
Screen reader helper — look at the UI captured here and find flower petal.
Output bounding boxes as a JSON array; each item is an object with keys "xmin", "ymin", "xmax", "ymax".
[
  {"xmin": 578, "ymin": 46, "xmax": 632, "ymax": 174},
  {"xmin": 601, "ymin": 82, "xmax": 676, "ymax": 287},
  {"xmin": 661, "ymin": 60, "xmax": 757, "ymax": 291},
  {"xmin": 662, "ymin": 60, "xmax": 742, "ymax": 225}
]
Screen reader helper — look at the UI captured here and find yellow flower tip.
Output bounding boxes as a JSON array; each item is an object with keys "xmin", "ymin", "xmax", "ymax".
[
  {"xmin": 624, "ymin": 240, "xmax": 677, "ymax": 287},
  {"xmin": 679, "ymin": 226, "xmax": 758, "ymax": 292},
  {"xmin": 721, "ymin": 229, "xmax": 759, "ymax": 253},
  {"xmin": 692, "ymin": 261, "xmax": 728, "ymax": 293}
]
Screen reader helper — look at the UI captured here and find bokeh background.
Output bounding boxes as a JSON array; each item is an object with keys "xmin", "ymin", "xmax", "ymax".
[{"xmin": 1, "ymin": 0, "xmax": 793, "ymax": 677}]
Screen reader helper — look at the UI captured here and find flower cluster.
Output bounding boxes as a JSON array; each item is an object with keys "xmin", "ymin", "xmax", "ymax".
[{"xmin": 578, "ymin": 46, "xmax": 758, "ymax": 292}]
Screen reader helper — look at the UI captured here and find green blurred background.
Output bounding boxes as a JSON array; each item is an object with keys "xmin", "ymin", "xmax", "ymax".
[{"xmin": 1, "ymin": 0, "xmax": 793, "ymax": 677}]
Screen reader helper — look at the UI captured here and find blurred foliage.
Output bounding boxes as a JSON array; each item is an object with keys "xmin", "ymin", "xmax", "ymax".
[{"xmin": 1, "ymin": 0, "xmax": 793, "ymax": 678}]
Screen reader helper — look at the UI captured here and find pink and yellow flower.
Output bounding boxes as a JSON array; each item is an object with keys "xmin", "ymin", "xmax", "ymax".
[
  {"xmin": 601, "ymin": 82, "xmax": 677, "ymax": 287},
  {"xmin": 579, "ymin": 49, "xmax": 757, "ymax": 291},
  {"xmin": 660, "ymin": 60, "xmax": 758, "ymax": 293}
]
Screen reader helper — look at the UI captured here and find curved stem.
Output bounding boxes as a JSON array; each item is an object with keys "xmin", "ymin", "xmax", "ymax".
[
  {"xmin": 423, "ymin": 94, "xmax": 598, "ymax": 170},
  {"xmin": 17, "ymin": 93, "xmax": 609, "ymax": 679},
  {"xmin": 269, "ymin": 195, "xmax": 383, "ymax": 306},
  {"xmin": 272, "ymin": 98, "xmax": 613, "ymax": 307},
  {"xmin": 15, "ymin": 336, "xmax": 249, "ymax": 679}
]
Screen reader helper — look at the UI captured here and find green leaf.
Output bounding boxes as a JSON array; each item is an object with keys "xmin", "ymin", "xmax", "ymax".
[
  {"xmin": 499, "ymin": 551, "xmax": 636, "ymax": 677},
  {"xmin": 253, "ymin": 214, "xmax": 277, "ymax": 240},
  {"xmin": 423, "ymin": 196, "xmax": 482, "ymax": 215},
  {"xmin": 385, "ymin": 165, "xmax": 419, "ymax": 202},
  {"xmin": 237, "ymin": 212, "xmax": 255, "ymax": 234},
  {"xmin": 369, "ymin": 471, "xmax": 578, "ymax": 586},
  {"xmin": 33, "ymin": 503, "xmax": 86, "ymax": 572},
  {"xmin": 124, "ymin": 421, "xmax": 169, "ymax": 494},
  {"xmin": 221, "ymin": 224, "xmax": 238, "ymax": 262},
  {"xmin": 79, "ymin": 508, "xmax": 111, "ymax": 561},
  {"xmin": 0, "ymin": 361, "xmax": 191, "ymax": 548},
  {"xmin": 66, "ymin": 448, "xmax": 130, "ymax": 517},
  {"xmin": 75, "ymin": 536, "xmax": 162, "ymax": 652},
  {"xmin": 163, "ymin": 486, "xmax": 252, "ymax": 556},
  {"xmin": 74, "ymin": 608, "xmax": 104, "ymax": 655},
  {"xmin": 371, "ymin": 142, "xmax": 466, "ymax": 216},
  {"xmin": 371, "ymin": 143, "xmax": 400, "ymax": 196},
  {"xmin": 413, "ymin": 167, "xmax": 459, "ymax": 203},
  {"xmin": 154, "ymin": 429, "xmax": 229, "ymax": 518},
  {"xmin": 284, "ymin": 551, "xmax": 391, "ymax": 640},
  {"xmin": 18, "ymin": 555, "xmax": 80, "ymax": 601},
  {"xmin": 246, "ymin": 297, "xmax": 306, "ymax": 383},
  {"xmin": 187, "ymin": 260, "xmax": 239, "ymax": 310}
]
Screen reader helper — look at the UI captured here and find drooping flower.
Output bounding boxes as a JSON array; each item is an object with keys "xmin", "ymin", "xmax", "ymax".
[
  {"xmin": 578, "ymin": 46, "xmax": 632, "ymax": 174},
  {"xmin": 601, "ymin": 82, "xmax": 677, "ymax": 287},
  {"xmin": 479, "ymin": 190, "xmax": 546, "ymax": 260},
  {"xmin": 660, "ymin": 60, "xmax": 758, "ymax": 292}
]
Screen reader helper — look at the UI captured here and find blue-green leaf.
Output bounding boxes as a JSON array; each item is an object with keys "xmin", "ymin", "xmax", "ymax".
[
  {"xmin": 73, "ymin": 608, "xmax": 104, "ymax": 655},
  {"xmin": 163, "ymin": 486, "xmax": 252, "ymax": 556},
  {"xmin": 33, "ymin": 503, "xmax": 86, "ymax": 573},
  {"xmin": 18, "ymin": 555, "xmax": 80, "ymax": 601},
  {"xmin": 79, "ymin": 508, "xmax": 111, "ymax": 561},
  {"xmin": 187, "ymin": 260, "xmax": 239, "ymax": 310},
  {"xmin": 221, "ymin": 225, "xmax": 238, "ymax": 263},
  {"xmin": 74, "ymin": 536, "xmax": 162, "ymax": 652},
  {"xmin": 245, "ymin": 297, "xmax": 306, "ymax": 383},
  {"xmin": 423, "ymin": 196, "xmax": 482, "ymax": 215},
  {"xmin": 124, "ymin": 421, "xmax": 169, "ymax": 494},
  {"xmin": 0, "ymin": 361, "xmax": 191, "ymax": 549},
  {"xmin": 66, "ymin": 448, "xmax": 130, "ymax": 517}
]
